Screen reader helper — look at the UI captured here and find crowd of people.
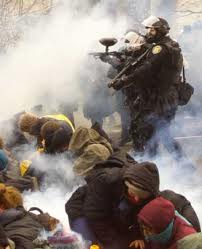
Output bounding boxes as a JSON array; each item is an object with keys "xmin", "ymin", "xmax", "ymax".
[{"xmin": 0, "ymin": 15, "xmax": 201, "ymax": 249}]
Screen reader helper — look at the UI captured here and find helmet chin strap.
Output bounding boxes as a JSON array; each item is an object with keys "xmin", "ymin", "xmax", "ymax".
[{"xmin": 145, "ymin": 31, "xmax": 164, "ymax": 43}]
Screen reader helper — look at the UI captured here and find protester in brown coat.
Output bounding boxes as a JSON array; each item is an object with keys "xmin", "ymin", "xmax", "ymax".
[
  {"xmin": 0, "ymin": 184, "xmax": 59, "ymax": 249},
  {"xmin": 18, "ymin": 112, "xmax": 75, "ymax": 149},
  {"xmin": 68, "ymin": 125, "xmax": 113, "ymax": 176}
]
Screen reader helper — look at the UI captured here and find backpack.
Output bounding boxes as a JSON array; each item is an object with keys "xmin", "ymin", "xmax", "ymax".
[{"xmin": 178, "ymin": 66, "xmax": 194, "ymax": 106}]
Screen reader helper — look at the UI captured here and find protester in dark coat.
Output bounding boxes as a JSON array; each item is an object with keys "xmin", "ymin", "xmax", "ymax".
[
  {"xmin": 66, "ymin": 153, "xmax": 136, "ymax": 249},
  {"xmin": 65, "ymin": 161, "xmax": 200, "ymax": 249},
  {"xmin": 122, "ymin": 162, "xmax": 200, "ymax": 234}
]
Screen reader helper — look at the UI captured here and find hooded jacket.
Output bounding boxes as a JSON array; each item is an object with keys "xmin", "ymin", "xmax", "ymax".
[
  {"xmin": 138, "ymin": 197, "xmax": 196, "ymax": 249},
  {"xmin": 65, "ymin": 153, "xmax": 138, "ymax": 249},
  {"xmin": 69, "ymin": 127, "xmax": 113, "ymax": 176},
  {"xmin": 122, "ymin": 162, "xmax": 201, "ymax": 233},
  {"xmin": 65, "ymin": 153, "xmax": 136, "ymax": 222}
]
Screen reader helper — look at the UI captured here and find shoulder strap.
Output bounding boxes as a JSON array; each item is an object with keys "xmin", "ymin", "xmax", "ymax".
[
  {"xmin": 182, "ymin": 65, "xmax": 186, "ymax": 83},
  {"xmin": 28, "ymin": 207, "xmax": 43, "ymax": 214}
]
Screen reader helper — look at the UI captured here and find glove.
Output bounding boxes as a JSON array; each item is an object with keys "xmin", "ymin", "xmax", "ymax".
[
  {"xmin": 129, "ymin": 240, "xmax": 145, "ymax": 249},
  {"xmin": 112, "ymin": 75, "xmax": 128, "ymax": 91}
]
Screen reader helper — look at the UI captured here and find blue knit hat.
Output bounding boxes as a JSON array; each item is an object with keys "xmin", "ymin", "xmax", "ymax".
[{"xmin": 0, "ymin": 150, "xmax": 8, "ymax": 171}]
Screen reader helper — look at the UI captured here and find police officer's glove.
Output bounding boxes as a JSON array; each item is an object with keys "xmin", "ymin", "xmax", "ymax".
[
  {"xmin": 100, "ymin": 54, "xmax": 111, "ymax": 63},
  {"xmin": 112, "ymin": 75, "xmax": 128, "ymax": 91},
  {"xmin": 112, "ymin": 79, "xmax": 125, "ymax": 90}
]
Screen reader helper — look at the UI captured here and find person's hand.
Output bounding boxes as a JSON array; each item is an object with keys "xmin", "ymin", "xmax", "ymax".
[
  {"xmin": 121, "ymin": 75, "xmax": 129, "ymax": 82},
  {"xmin": 129, "ymin": 240, "xmax": 145, "ymax": 249},
  {"xmin": 112, "ymin": 75, "xmax": 129, "ymax": 91},
  {"xmin": 5, "ymin": 246, "xmax": 11, "ymax": 249},
  {"xmin": 112, "ymin": 79, "xmax": 124, "ymax": 90}
]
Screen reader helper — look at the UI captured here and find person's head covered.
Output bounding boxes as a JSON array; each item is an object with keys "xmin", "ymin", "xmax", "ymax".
[
  {"xmin": 123, "ymin": 161, "xmax": 159, "ymax": 204},
  {"xmin": 18, "ymin": 112, "xmax": 38, "ymax": 133},
  {"xmin": 124, "ymin": 31, "xmax": 145, "ymax": 51},
  {"xmin": 142, "ymin": 15, "xmax": 170, "ymax": 43},
  {"xmin": 40, "ymin": 120, "xmax": 73, "ymax": 153},
  {"xmin": 0, "ymin": 183, "xmax": 23, "ymax": 209}
]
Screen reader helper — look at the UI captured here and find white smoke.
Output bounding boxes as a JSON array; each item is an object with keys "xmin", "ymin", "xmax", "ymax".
[
  {"xmin": 0, "ymin": 0, "xmax": 128, "ymax": 120},
  {"xmin": 1, "ymin": 0, "xmax": 202, "ymax": 240}
]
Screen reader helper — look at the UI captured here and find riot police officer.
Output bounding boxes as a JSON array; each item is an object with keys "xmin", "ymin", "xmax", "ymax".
[{"xmin": 112, "ymin": 16, "xmax": 190, "ymax": 163}]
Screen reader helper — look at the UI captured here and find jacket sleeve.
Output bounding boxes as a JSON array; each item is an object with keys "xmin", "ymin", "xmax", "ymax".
[
  {"xmin": 65, "ymin": 185, "xmax": 87, "ymax": 224},
  {"xmin": 0, "ymin": 224, "xmax": 9, "ymax": 247},
  {"xmin": 161, "ymin": 190, "xmax": 201, "ymax": 232},
  {"xmin": 125, "ymin": 46, "xmax": 168, "ymax": 84}
]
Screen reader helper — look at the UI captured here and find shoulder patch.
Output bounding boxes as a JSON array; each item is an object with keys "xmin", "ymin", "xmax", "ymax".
[{"xmin": 152, "ymin": 45, "xmax": 162, "ymax": 54}]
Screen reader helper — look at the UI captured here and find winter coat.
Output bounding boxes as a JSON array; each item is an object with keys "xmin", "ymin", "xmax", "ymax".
[
  {"xmin": 177, "ymin": 232, "xmax": 202, "ymax": 249},
  {"xmin": 65, "ymin": 161, "xmax": 200, "ymax": 249},
  {"xmin": 69, "ymin": 127, "xmax": 113, "ymax": 176},
  {"xmin": 137, "ymin": 197, "xmax": 196, "ymax": 249},
  {"xmin": 65, "ymin": 153, "xmax": 136, "ymax": 221},
  {"xmin": 123, "ymin": 163, "xmax": 201, "ymax": 233},
  {"xmin": 65, "ymin": 154, "xmax": 137, "ymax": 249},
  {"xmin": 0, "ymin": 207, "xmax": 43, "ymax": 249},
  {"xmin": 0, "ymin": 171, "xmax": 35, "ymax": 192},
  {"xmin": 125, "ymin": 36, "xmax": 182, "ymax": 118}
]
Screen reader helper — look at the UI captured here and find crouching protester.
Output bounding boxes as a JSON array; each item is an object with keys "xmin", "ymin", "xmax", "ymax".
[
  {"xmin": 68, "ymin": 122, "xmax": 113, "ymax": 176},
  {"xmin": 20, "ymin": 120, "xmax": 113, "ymax": 187},
  {"xmin": 65, "ymin": 153, "xmax": 138, "ymax": 249},
  {"xmin": 135, "ymin": 196, "xmax": 202, "ymax": 249},
  {"xmin": 18, "ymin": 112, "xmax": 75, "ymax": 149},
  {"xmin": 0, "ymin": 183, "xmax": 60, "ymax": 249},
  {"xmin": 120, "ymin": 162, "xmax": 200, "ymax": 248},
  {"xmin": 0, "ymin": 137, "xmax": 37, "ymax": 192},
  {"xmin": 65, "ymin": 161, "xmax": 200, "ymax": 249}
]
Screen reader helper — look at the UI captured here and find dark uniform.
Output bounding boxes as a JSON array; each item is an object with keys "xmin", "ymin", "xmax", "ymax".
[
  {"xmin": 124, "ymin": 36, "xmax": 182, "ymax": 156},
  {"xmin": 112, "ymin": 17, "xmax": 189, "ymax": 162}
]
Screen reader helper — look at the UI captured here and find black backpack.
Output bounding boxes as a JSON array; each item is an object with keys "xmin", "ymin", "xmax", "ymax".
[{"xmin": 178, "ymin": 66, "xmax": 194, "ymax": 106}]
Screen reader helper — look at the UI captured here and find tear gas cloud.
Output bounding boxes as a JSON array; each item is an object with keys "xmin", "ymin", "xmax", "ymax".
[
  {"xmin": 0, "ymin": 0, "xmax": 202, "ymax": 230},
  {"xmin": 0, "ymin": 0, "xmax": 128, "ymax": 119}
]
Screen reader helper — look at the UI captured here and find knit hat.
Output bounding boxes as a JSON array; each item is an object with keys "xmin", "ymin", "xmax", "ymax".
[
  {"xmin": 0, "ymin": 150, "xmax": 8, "ymax": 171},
  {"xmin": 0, "ymin": 183, "xmax": 23, "ymax": 209},
  {"xmin": 138, "ymin": 197, "xmax": 175, "ymax": 233}
]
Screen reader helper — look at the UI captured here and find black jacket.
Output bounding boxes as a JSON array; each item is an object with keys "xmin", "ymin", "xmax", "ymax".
[
  {"xmin": 65, "ymin": 154, "xmax": 136, "ymax": 222},
  {"xmin": 66, "ymin": 162, "xmax": 201, "ymax": 232}
]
